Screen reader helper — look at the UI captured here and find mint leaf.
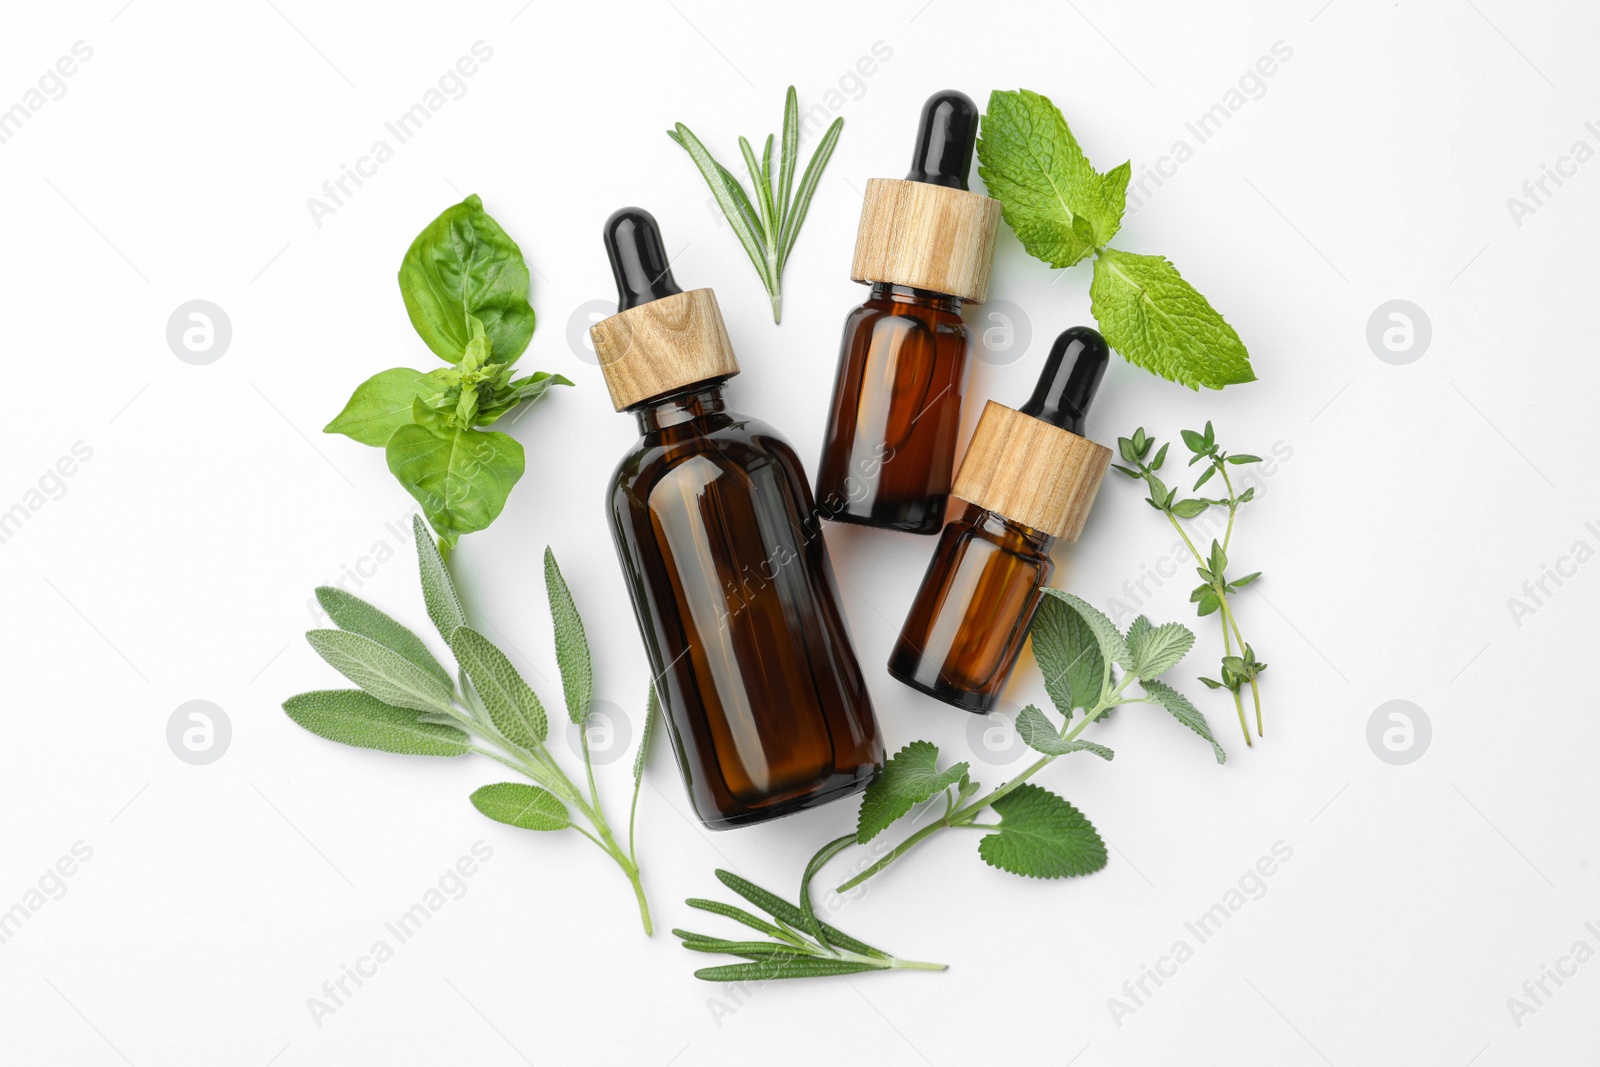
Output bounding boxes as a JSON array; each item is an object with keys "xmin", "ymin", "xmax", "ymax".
[
  {"xmin": 856, "ymin": 741, "xmax": 969, "ymax": 844},
  {"xmin": 1029, "ymin": 592, "xmax": 1106, "ymax": 716},
  {"xmin": 1140, "ymin": 678, "xmax": 1227, "ymax": 764},
  {"xmin": 1089, "ymin": 247, "xmax": 1255, "ymax": 390},
  {"xmin": 977, "ymin": 784, "xmax": 1107, "ymax": 879},
  {"xmin": 976, "ymin": 89, "xmax": 1130, "ymax": 268},
  {"xmin": 469, "ymin": 782, "xmax": 569, "ymax": 831},
  {"xmin": 387, "ymin": 425, "xmax": 525, "ymax": 549},
  {"xmin": 544, "ymin": 548, "xmax": 593, "ymax": 725},
  {"xmin": 1124, "ymin": 616, "xmax": 1196, "ymax": 680},
  {"xmin": 283, "ymin": 689, "xmax": 469, "ymax": 756},
  {"xmin": 314, "ymin": 586, "xmax": 453, "ymax": 692},
  {"xmin": 1014, "ymin": 705, "xmax": 1115, "ymax": 760},
  {"xmin": 323, "ymin": 368, "xmax": 439, "ymax": 447},
  {"xmin": 413, "ymin": 514, "xmax": 465, "ymax": 642},
  {"xmin": 304, "ymin": 629, "xmax": 454, "ymax": 714},
  {"xmin": 1041, "ymin": 589, "xmax": 1131, "ymax": 670},
  {"xmin": 398, "ymin": 194, "xmax": 535, "ymax": 366},
  {"xmin": 449, "ymin": 626, "xmax": 547, "ymax": 748}
]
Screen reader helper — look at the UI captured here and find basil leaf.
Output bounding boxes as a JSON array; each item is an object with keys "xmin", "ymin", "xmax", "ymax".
[
  {"xmin": 323, "ymin": 367, "xmax": 440, "ymax": 447},
  {"xmin": 398, "ymin": 194, "xmax": 535, "ymax": 366},
  {"xmin": 386, "ymin": 424, "xmax": 524, "ymax": 549}
]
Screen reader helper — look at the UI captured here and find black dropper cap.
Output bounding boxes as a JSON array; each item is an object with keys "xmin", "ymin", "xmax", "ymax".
[
  {"xmin": 1019, "ymin": 326, "xmax": 1109, "ymax": 436},
  {"xmin": 602, "ymin": 207, "xmax": 683, "ymax": 311},
  {"xmin": 905, "ymin": 90, "xmax": 979, "ymax": 191}
]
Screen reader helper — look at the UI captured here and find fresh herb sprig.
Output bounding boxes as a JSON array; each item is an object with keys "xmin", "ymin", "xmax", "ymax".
[
  {"xmin": 325, "ymin": 195, "xmax": 571, "ymax": 552},
  {"xmin": 283, "ymin": 516, "xmax": 657, "ymax": 934},
  {"xmin": 670, "ymin": 86, "xmax": 842, "ymax": 323},
  {"xmin": 976, "ymin": 89, "xmax": 1255, "ymax": 390},
  {"xmin": 1113, "ymin": 424, "xmax": 1268, "ymax": 745},
  {"xmin": 675, "ymin": 851, "xmax": 945, "ymax": 982}
]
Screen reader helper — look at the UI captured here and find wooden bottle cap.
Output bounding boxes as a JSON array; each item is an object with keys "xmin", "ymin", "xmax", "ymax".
[
  {"xmin": 952, "ymin": 401, "xmax": 1112, "ymax": 541},
  {"xmin": 849, "ymin": 178, "xmax": 1003, "ymax": 303},
  {"xmin": 588, "ymin": 288, "xmax": 740, "ymax": 411}
]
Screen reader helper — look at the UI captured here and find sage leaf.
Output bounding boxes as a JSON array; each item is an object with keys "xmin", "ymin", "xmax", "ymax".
[
  {"xmin": 1013, "ymin": 704, "xmax": 1114, "ymax": 760},
  {"xmin": 1029, "ymin": 592, "xmax": 1106, "ymax": 717},
  {"xmin": 413, "ymin": 514, "xmax": 465, "ymax": 641},
  {"xmin": 1089, "ymin": 247, "xmax": 1255, "ymax": 390},
  {"xmin": 976, "ymin": 784, "xmax": 1107, "ymax": 879},
  {"xmin": 450, "ymin": 626, "xmax": 547, "ymax": 748},
  {"xmin": 314, "ymin": 586, "xmax": 453, "ymax": 692},
  {"xmin": 1042, "ymin": 589, "xmax": 1131, "ymax": 670},
  {"xmin": 304, "ymin": 629, "xmax": 454, "ymax": 714},
  {"xmin": 323, "ymin": 368, "xmax": 440, "ymax": 447},
  {"xmin": 283, "ymin": 689, "xmax": 469, "ymax": 756},
  {"xmin": 387, "ymin": 424, "xmax": 525, "ymax": 549},
  {"xmin": 1124, "ymin": 616, "xmax": 1197, "ymax": 681},
  {"xmin": 544, "ymin": 548, "xmax": 592, "ymax": 725},
  {"xmin": 1140, "ymin": 678, "xmax": 1227, "ymax": 764},
  {"xmin": 469, "ymin": 782, "xmax": 569, "ymax": 831},
  {"xmin": 855, "ymin": 740, "xmax": 969, "ymax": 844},
  {"xmin": 399, "ymin": 194, "xmax": 535, "ymax": 366}
]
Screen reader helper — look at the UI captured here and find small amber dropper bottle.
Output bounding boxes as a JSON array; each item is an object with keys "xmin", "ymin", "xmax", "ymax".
[
  {"xmin": 815, "ymin": 90, "xmax": 1003, "ymax": 534},
  {"xmin": 591, "ymin": 207, "xmax": 883, "ymax": 829},
  {"xmin": 888, "ymin": 326, "xmax": 1114, "ymax": 714}
]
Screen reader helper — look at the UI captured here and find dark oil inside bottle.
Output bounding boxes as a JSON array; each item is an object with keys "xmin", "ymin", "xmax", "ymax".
[
  {"xmin": 609, "ymin": 381, "xmax": 883, "ymax": 828},
  {"xmin": 887, "ymin": 504, "xmax": 1055, "ymax": 714},
  {"xmin": 815, "ymin": 283, "xmax": 971, "ymax": 533}
]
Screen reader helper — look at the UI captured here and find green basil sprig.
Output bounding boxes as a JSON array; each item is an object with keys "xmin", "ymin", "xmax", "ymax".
[{"xmin": 324, "ymin": 195, "xmax": 571, "ymax": 552}]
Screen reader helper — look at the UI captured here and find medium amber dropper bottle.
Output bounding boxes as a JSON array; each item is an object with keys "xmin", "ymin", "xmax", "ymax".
[
  {"xmin": 814, "ymin": 90, "xmax": 1003, "ymax": 534},
  {"xmin": 591, "ymin": 207, "xmax": 883, "ymax": 829},
  {"xmin": 888, "ymin": 326, "xmax": 1114, "ymax": 714}
]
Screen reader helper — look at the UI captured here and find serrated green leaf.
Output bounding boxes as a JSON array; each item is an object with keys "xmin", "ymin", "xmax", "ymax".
[
  {"xmin": 449, "ymin": 626, "xmax": 547, "ymax": 748},
  {"xmin": 1089, "ymin": 247, "xmax": 1255, "ymax": 391},
  {"xmin": 1140, "ymin": 678, "xmax": 1227, "ymax": 763},
  {"xmin": 414, "ymin": 514, "xmax": 466, "ymax": 642},
  {"xmin": 305, "ymin": 629, "xmax": 454, "ymax": 714},
  {"xmin": 977, "ymin": 784, "xmax": 1107, "ymax": 879},
  {"xmin": 1014, "ymin": 705, "xmax": 1115, "ymax": 759},
  {"xmin": 543, "ymin": 548, "xmax": 593, "ymax": 725},
  {"xmin": 314, "ymin": 587, "xmax": 453, "ymax": 692},
  {"xmin": 469, "ymin": 782, "xmax": 569, "ymax": 831},
  {"xmin": 976, "ymin": 89, "xmax": 1128, "ymax": 267},
  {"xmin": 284, "ymin": 689, "xmax": 470, "ymax": 756},
  {"xmin": 1041, "ymin": 589, "xmax": 1131, "ymax": 669},
  {"xmin": 1029, "ymin": 593, "xmax": 1106, "ymax": 716},
  {"xmin": 634, "ymin": 684, "xmax": 659, "ymax": 785},
  {"xmin": 1125, "ymin": 619, "xmax": 1196, "ymax": 681},
  {"xmin": 856, "ymin": 741, "xmax": 969, "ymax": 844}
]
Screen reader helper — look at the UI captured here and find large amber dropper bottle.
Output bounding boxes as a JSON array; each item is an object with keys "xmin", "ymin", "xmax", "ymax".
[
  {"xmin": 814, "ymin": 90, "xmax": 1003, "ymax": 534},
  {"xmin": 888, "ymin": 327, "xmax": 1113, "ymax": 714},
  {"xmin": 591, "ymin": 207, "xmax": 883, "ymax": 829}
]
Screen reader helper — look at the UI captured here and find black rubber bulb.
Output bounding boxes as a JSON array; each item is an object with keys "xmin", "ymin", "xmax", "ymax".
[
  {"xmin": 602, "ymin": 207, "xmax": 683, "ymax": 311},
  {"xmin": 1019, "ymin": 326, "xmax": 1110, "ymax": 436},
  {"xmin": 905, "ymin": 90, "xmax": 979, "ymax": 191}
]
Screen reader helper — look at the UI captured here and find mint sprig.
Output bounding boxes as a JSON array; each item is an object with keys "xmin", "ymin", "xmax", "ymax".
[
  {"xmin": 283, "ymin": 515, "xmax": 657, "ymax": 934},
  {"xmin": 976, "ymin": 89, "xmax": 1255, "ymax": 390}
]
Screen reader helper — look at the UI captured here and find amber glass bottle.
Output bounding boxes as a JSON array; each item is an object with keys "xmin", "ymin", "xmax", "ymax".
[
  {"xmin": 592, "ymin": 208, "xmax": 883, "ymax": 829},
  {"xmin": 815, "ymin": 90, "xmax": 1001, "ymax": 534},
  {"xmin": 889, "ymin": 327, "xmax": 1113, "ymax": 714}
]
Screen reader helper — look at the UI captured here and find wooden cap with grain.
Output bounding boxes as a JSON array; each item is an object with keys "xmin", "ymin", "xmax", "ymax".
[
  {"xmin": 850, "ymin": 178, "xmax": 1003, "ymax": 303},
  {"xmin": 588, "ymin": 287, "xmax": 740, "ymax": 411},
  {"xmin": 952, "ymin": 401, "xmax": 1112, "ymax": 541}
]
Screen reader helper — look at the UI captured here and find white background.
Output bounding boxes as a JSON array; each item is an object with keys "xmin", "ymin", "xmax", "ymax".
[{"xmin": 2, "ymin": 1, "xmax": 1596, "ymax": 1063}]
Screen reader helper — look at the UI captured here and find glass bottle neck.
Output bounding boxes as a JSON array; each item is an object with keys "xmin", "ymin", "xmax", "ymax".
[
  {"xmin": 962, "ymin": 503, "xmax": 1056, "ymax": 554},
  {"xmin": 632, "ymin": 380, "xmax": 729, "ymax": 433},
  {"xmin": 868, "ymin": 282, "xmax": 962, "ymax": 314}
]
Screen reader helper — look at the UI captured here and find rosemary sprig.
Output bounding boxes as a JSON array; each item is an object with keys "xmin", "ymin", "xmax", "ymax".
[
  {"xmin": 676, "ymin": 839, "xmax": 945, "ymax": 981},
  {"xmin": 669, "ymin": 86, "xmax": 843, "ymax": 323},
  {"xmin": 1113, "ymin": 423, "xmax": 1268, "ymax": 745}
]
